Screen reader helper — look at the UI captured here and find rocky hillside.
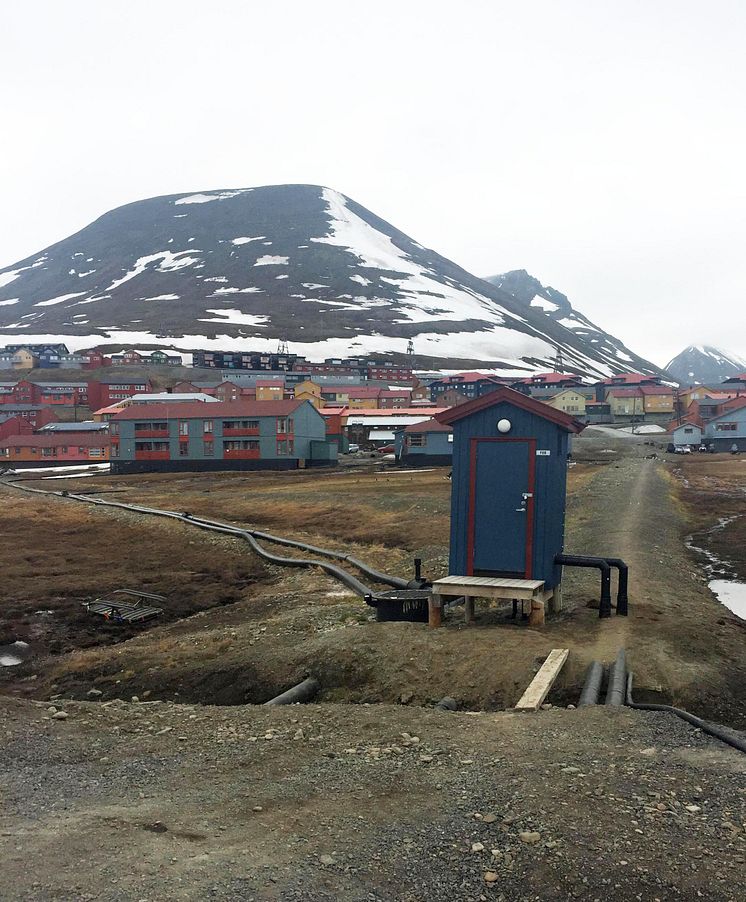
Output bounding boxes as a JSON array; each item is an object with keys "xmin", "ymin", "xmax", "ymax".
[
  {"xmin": 665, "ymin": 345, "xmax": 746, "ymax": 386},
  {"xmin": 0, "ymin": 185, "xmax": 663, "ymax": 378}
]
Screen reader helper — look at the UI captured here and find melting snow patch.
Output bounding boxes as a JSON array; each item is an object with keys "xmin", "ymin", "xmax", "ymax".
[
  {"xmin": 77, "ymin": 270, "xmax": 96, "ymax": 278},
  {"xmin": 530, "ymin": 295, "xmax": 559, "ymax": 313},
  {"xmin": 301, "ymin": 283, "xmax": 328, "ymax": 290},
  {"xmin": 35, "ymin": 292, "xmax": 85, "ymax": 307},
  {"xmin": 275, "ymin": 274, "xmax": 289, "ymax": 280},
  {"xmin": 141, "ymin": 294, "xmax": 180, "ymax": 301},
  {"xmin": 174, "ymin": 189, "xmax": 253, "ymax": 205},
  {"xmin": 204, "ymin": 276, "xmax": 228, "ymax": 283},
  {"xmin": 211, "ymin": 286, "xmax": 262, "ymax": 295},
  {"xmin": 107, "ymin": 250, "xmax": 202, "ymax": 291},
  {"xmin": 0, "ymin": 298, "xmax": 19, "ymax": 306},
  {"xmin": 199, "ymin": 309, "xmax": 270, "ymax": 327},
  {"xmin": 350, "ymin": 274, "xmax": 372, "ymax": 286},
  {"xmin": 254, "ymin": 255, "xmax": 288, "ymax": 266},
  {"xmin": 0, "ymin": 269, "xmax": 24, "ymax": 288},
  {"xmin": 232, "ymin": 236, "xmax": 265, "ymax": 245}
]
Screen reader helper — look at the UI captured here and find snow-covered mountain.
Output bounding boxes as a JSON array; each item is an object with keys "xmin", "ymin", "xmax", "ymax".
[
  {"xmin": 665, "ymin": 345, "xmax": 746, "ymax": 386},
  {"xmin": 0, "ymin": 184, "xmax": 663, "ymax": 378},
  {"xmin": 486, "ymin": 270, "xmax": 645, "ymax": 372}
]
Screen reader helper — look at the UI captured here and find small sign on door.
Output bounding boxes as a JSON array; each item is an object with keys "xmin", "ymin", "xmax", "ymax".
[{"xmin": 536, "ymin": 449, "xmax": 551, "ymax": 456}]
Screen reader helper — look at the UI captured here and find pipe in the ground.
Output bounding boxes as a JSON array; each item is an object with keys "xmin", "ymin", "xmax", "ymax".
[
  {"xmin": 605, "ymin": 648, "xmax": 627, "ymax": 706},
  {"xmin": 263, "ymin": 677, "xmax": 321, "ymax": 706},
  {"xmin": 434, "ymin": 696, "xmax": 458, "ymax": 711},
  {"xmin": 578, "ymin": 661, "xmax": 604, "ymax": 707},
  {"xmin": 555, "ymin": 554, "xmax": 613, "ymax": 618},
  {"xmin": 626, "ymin": 672, "xmax": 746, "ymax": 755}
]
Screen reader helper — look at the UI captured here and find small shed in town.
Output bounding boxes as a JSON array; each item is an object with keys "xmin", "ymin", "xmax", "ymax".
[{"xmin": 435, "ymin": 387, "xmax": 585, "ymax": 590}]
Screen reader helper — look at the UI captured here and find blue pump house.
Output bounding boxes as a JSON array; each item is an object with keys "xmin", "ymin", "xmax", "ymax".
[{"xmin": 436, "ymin": 387, "xmax": 585, "ymax": 589}]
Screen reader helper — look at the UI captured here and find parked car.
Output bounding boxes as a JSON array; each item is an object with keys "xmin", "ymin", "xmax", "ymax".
[
  {"xmin": 347, "ymin": 443, "xmax": 360, "ymax": 454},
  {"xmin": 377, "ymin": 444, "xmax": 395, "ymax": 454}
]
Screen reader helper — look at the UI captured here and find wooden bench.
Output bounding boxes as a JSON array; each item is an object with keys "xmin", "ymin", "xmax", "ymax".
[{"xmin": 428, "ymin": 576, "xmax": 556, "ymax": 628}]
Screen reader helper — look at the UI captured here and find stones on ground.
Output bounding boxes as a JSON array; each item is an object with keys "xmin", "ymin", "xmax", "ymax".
[
  {"xmin": 399, "ymin": 690, "xmax": 414, "ymax": 705},
  {"xmin": 87, "ymin": 689, "xmax": 103, "ymax": 698},
  {"xmin": 471, "ymin": 842, "xmax": 485, "ymax": 853},
  {"xmin": 482, "ymin": 813, "xmax": 497, "ymax": 823},
  {"xmin": 52, "ymin": 710, "xmax": 69, "ymax": 721},
  {"xmin": 483, "ymin": 871, "xmax": 499, "ymax": 883},
  {"xmin": 640, "ymin": 747, "xmax": 657, "ymax": 756},
  {"xmin": 561, "ymin": 766, "xmax": 580, "ymax": 774},
  {"xmin": 131, "ymin": 696, "xmax": 139, "ymax": 703},
  {"xmin": 319, "ymin": 855, "xmax": 335, "ymax": 866},
  {"xmin": 519, "ymin": 831, "xmax": 541, "ymax": 844},
  {"xmin": 685, "ymin": 804, "xmax": 702, "ymax": 813},
  {"xmin": 252, "ymin": 805, "xmax": 263, "ymax": 812}
]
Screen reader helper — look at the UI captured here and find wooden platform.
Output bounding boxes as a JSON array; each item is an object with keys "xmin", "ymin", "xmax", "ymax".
[{"xmin": 428, "ymin": 576, "xmax": 556, "ymax": 628}]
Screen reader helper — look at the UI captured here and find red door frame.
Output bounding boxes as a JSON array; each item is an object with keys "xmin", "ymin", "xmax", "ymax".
[{"xmin": 466, "ymin": 437, "xmax": 536, "ymax": 578}]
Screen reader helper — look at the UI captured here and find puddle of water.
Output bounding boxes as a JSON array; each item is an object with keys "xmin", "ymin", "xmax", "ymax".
[
  {"xmin": 687, "ymin": 515, "xmax": 746, "ymax": 620},
  {"xmin": 709, "ymin": 580, "xmax": 746, "ymax": 620}
]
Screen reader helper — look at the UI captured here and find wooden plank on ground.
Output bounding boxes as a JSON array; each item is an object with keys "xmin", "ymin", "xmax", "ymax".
[{"xmin": 514, "ymin": 648, "xmax": 569, "ymax": 712}]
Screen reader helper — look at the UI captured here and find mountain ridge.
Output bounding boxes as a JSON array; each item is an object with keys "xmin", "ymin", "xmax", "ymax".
[
  {"xmin": 665, "ymin": 345, "xmax": 746, "ymax": 386},
  {"xmin": 0, "ymin": 184, "xmax": 665, "ymax": 378}
]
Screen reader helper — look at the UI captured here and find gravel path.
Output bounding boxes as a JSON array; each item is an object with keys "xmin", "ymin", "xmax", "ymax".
[{"xmin": 1, "ymin": 696, "xmax": 744, "ymax": 900}]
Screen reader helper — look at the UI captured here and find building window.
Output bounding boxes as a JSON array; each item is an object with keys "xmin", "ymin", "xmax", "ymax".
[
  {"xmin": 111, "ymin": 444, "xmax": 119, "ymax": 458},
  {"xmin": 203, "ymin": 420, "xmax": 214, "ymax": 433},
  {"xmin": 178, "ymin": 421, "xmax": 189, "ymax": 436},
  {"xmin": 179, "ymin": 442, "xmax": 189, "ymax": 456},
  {"xmin": 277, "ymin": 417, "xmax": 294, "ymax": 434},
  {"xmin": 110, "ymin": 423, "xmax": 119, "ymax": 435},
  {"xmin": 203, "ymin": 440, "xmax": 214, "ymax": 456},
  {"xmin": 224, "ymin": 440, "xmax": 259, "ymax": 451},
  {"xmin": 408, "ymin": 434, "xmax": 425, "ymax": 447},
  {"xmin": 89, "ymin": 448, "xmax": 103, "ymax": 458},
  {"xmin": 715, "ymin": 423, "xmax": 737, "ymax": 432},
  {"xmin": 222, "ymin": 419, "xmax": 259, "ymax": 430},
  {"xmin": 277, "ymin": 438, "xmax": 295, "ymax": 456}
]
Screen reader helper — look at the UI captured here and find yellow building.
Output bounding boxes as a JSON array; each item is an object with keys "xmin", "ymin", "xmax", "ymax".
[
  {"xmin": 12, "ymin": 349, "xmax": 37, "ymax": 370},
  {"xmin": 293, "ymin": 379, "xmax": 325, "ymax": 409},
  {"xmin": 255, "ymin": 380, "xmax": 285, "ymax": 402},
  {"xmin": 546, "ymin": 389, "xmax": 587, "ymax": 415}
]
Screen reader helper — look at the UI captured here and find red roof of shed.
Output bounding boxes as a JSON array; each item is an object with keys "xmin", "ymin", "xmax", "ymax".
[
  {"xmin": 404, "ymin": 418, "xmax": 451, "ymax": 434},
  {"xmin": 435, "ymin": 386, "xmax": 586, "ymax": 433}
]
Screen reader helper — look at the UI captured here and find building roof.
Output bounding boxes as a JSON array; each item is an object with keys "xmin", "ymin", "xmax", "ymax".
[
  {"xmin": 322, "ymin": 406, "xmax": 445, "ymax": 417},
  {"xmin": 346, "ymin": 387, "xmax": 383, "ymax": 398},
  {"xmin": 0, "ymin": 433, "xmax": 110, "ymax": 448},
  {"xmin": 37, "ymin": 421, "xmax": 109, "ymax": 432},
  {"xmin": 600, "ymin": 373, "xmax": 660, "ymax": 385},
  {"xmin": 111, "ymin": 399, "xmax": 306, "ymax": 420},
  {"xmin": 639, "ymin": 384, "xmax": 674, "ymax": 396},
  {"xmin": 94, "ymin": 378, "xmax": 153, "ymax": 385},
  {"xmin": 255, "ymin": 379, "xmax": 286, "ymax": 388},
  {"xmin": 433, "ymin": 372, "xmax": 501, "ymax": 385},
  {"xmin": 520, "ymin": 372, "xmax": 584, "ymax": 384},
  {"xmin": 31, "ymin": 382, "xmax": 87, "ymax": 389},
  {"xmin": 127, "ymin": 392, "xmax": 219, "ymax": 404},
  {"xmin": 403, "ymin": 418, "xmax": 452, "ymax": 434},
  {"xmin": 667, "ymin": 419, "xmax": 702, "ymax": 434},
  {"xmin": 722, "ymin": 373, "xmax": 746, "ymax": 383},
  {"xmin": 435, "ymin": 386, "xmax": 586, "ymax": 433}
]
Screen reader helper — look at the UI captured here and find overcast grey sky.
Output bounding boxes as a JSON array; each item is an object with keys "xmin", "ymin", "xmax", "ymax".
[{"xmin": 3, "ymin": 0, "xmax": 745, "ymax": 366}]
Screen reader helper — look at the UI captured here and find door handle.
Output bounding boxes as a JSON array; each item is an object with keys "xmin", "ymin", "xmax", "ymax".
[{"xmin": 515, "ymin": 492, "xmax": 533, "ymax": 512}]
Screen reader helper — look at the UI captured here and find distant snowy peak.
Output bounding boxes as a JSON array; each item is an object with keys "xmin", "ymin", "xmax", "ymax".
[
  {"xmin": 0, "ymin": 185, "xmax": 662, "ymax": 377},
  {"xmin": 486, "ymin": 269, "xmax": 640, "ymax": 367},
  {"xmin": 665, "ymin": 345, "xmax": 746, "ymax": 386}
]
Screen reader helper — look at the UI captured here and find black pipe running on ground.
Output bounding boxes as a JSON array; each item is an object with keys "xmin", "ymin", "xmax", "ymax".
[
  {"xmin": 434, "ymin": 696, "xmax": 458, "ymax": 712},
  {"xmin": 626, "ymin": 672, "xmax": 746, "ymax": 755},
  {"xmin": 578, "ymin": 661, "xmax": 605, "ymax": 706},
  {"xmin": 605, "ymin": 648, "xmax": 627, "ymax": 706},
  {"xmin": 1, "ymin": 479, "xmax": 403, "ymax": 600},
  {"xmin": 555, "ymin": 554, "xmax": 613, "ymax": 618},
  {"xmin": 264, "ymin": 677, "xmax": 321, "ymax": 706}
]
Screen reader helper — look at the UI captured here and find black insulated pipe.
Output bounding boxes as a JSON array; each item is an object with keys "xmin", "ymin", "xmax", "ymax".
[
  {"xmin": 264, "ymin": 677, "xmax": 321, "ymax": 706},
  {"xmin": 555, "ymin": 554, "xmax": 613, "ymax": 618},
  {"xmin": 435, "ymin": 696, "xmax": 458, "ymax": 711},
  {"xmin": 626, "ymin": 672, "xmax": 746, "ymax": 756},
  {"xmin": 605, "ymin": 558, "xmax": 629, "ymax": 615},
  {"xmin": 605, "ymin": 648, "xmax": 627, "ymax": 706},
  {"xmin": 578, "ymin": 661, "xmax": 604, "ymax": 707}
]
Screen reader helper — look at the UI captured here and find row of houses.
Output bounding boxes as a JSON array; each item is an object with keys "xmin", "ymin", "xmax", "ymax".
[
  {"xmin": 427, "ymin": 371, "xmax": 677, "ymax": 421},
  {"xmin": 0, "ymin": 378, "xmax": 152, "ymax": 410},
  {"xmin": 191, "ymin": 350, "xmax": 414, "ymax": 382},
  {"xmin": 0, "ymin": 344, "xmax": 184, "ymax": 370},
  {"xmin": 669, "ymin": 383, "xmax": 746, "ymax": 452}
]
